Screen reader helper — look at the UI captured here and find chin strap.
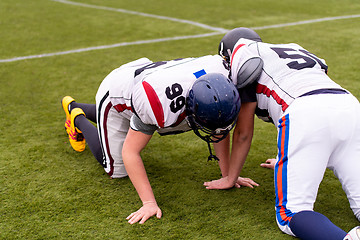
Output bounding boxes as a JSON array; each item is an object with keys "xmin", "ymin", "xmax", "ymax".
[{"xmin": 206, "ymin": 138, "xmax": 219, "ymax": 161}]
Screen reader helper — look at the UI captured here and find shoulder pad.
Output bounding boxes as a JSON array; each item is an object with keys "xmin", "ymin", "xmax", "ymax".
[{"xmin": 236, "ymin": 57, "xmax": 263, "ymax": 89}]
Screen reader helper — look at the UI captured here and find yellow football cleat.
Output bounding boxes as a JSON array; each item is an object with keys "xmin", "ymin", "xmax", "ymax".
[
  {"xmin": 61, "ymin": 96, "xmax": 75, "ymax": 128},
  {"xmin": 61, "ymin": 96, "xmax": 86, "ymax": 152},
  {"xmin": 67, "ymin": 108, "xmax": 86, "ymax": 152}
]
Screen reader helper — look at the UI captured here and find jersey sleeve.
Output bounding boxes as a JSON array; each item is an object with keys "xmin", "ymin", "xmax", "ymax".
[
  {"xmin": 130, "ymin": 114, "xmax": 157, "ymax": 135},
  {"xmin": 238, "ymin": 81, "xmax": 257, "ymax": 103},
  {"xmin": 230, "ymin": 39, "xmax": 260, "ymax": 86}
]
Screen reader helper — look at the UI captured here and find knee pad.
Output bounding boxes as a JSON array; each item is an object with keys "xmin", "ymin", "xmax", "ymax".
[{"xmin": 276, "ymin": 216, "xmax": 296, "ymax": 237}]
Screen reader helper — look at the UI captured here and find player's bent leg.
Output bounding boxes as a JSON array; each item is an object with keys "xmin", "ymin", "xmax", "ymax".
[
  {"xmin": 333, "ymin": 157, "xmax": 360, "ymax": 222},
  {"xmin": 288, "ymin": 211, "xmax": 346, "ymax": 240},
  {"xmin": 70, "ymin": 102, "xmax": 96, "ymax": 123},
  {"xmin": 106, "ymin": 118, "xmax": 129, "ymax": 178},
  {"xmin": 62, "ymin": 96, "xmax": 96, "ymax": 123},
  {"xmin": 96, "ymin": 92, "xmax": 129, "ymax": 178},
  {"xmin": 74, "ymin": 114, "xmax": 103, "ymax": 164},
  {"xmin": 274, "ymin": 97, "xmax": 335, "ymax": 237},
  {"xmin": 275, "ymin": 95, "xmax": 360, "ymax": 239},
  {"xmin": 327, "ymin": 94, "xmax": 360, "ymax": 222}
]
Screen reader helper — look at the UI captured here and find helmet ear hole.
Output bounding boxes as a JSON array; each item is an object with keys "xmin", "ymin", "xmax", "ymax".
[
  {"xmin": 213, "ymin": 96, "xmax": 218, "ymax": 102},
  {"xmin": 206, "ymin": 84, "xmax": 211, "ymax": 89}
]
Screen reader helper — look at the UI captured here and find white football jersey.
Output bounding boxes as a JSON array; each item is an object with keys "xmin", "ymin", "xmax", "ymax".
[
  {"xmin": 131, "ymin": 55, "xmax": 229, "ymax": 131},
  {"xmin": 108, "ymin": 55, "xmax": 229, "ymax": 134},
  {"xmin": 230, "ymin": 39, "xmax": 343, "ymax": 122},
  {"xmin": 107, "ymin": 57, "xmax": 153, "ymax": 120}
]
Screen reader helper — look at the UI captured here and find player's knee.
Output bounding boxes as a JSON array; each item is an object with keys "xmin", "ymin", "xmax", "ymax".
[{"xmin": 276, "ymin": 216, "xmax": 296, "ymax": 236}]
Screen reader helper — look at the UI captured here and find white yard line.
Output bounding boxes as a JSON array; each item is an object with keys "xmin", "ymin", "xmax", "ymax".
[
  {"xmin": 51, "ymin": 0, "xmax": 228, "ymax": 33},
  {"xmin": 0, "ymin": 33, "xmax": 220, "ymax": 63},
  {"xmin": 1, "ymin": 0, "xmax": 359, "ymax": 63},
  {"xmin": 252, "ymin": 14, "xmax": 360, "ymax": 30}
]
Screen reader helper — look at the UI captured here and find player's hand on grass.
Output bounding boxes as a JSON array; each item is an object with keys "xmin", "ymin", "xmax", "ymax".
[
  {"xmin": 126, "ymin": 201, "xmax": 162, "ymax": 224},
  {"xmin": 203, "ymin": 176, "xmax": 235, "ymax": 190},
  {"xmin": 204, "ymin": 176, "xmax": 259, "ymax": 190},
  {"xmin": 235, "ymin": 177, "xmax": 259, "ymax": 188},
  {"xmin": 260, "ymin": 158, "xmax": 276, "ymax": 170}
]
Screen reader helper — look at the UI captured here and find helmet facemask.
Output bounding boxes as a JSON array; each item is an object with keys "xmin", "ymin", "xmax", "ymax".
[
  {"xmin": 186, "ymin": 114, "xmax": 236, "ymax": 143},
  {"xmin": 219, "ymin": 41, "xmax": 231, "ymax": 64},
  {"xmin": 186, "ymin": 115, "xmax": 237, "ymax": 161}
]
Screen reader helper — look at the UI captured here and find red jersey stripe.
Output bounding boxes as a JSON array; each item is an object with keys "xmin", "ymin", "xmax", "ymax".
[
  {"xmin": 171, "ymin": 111, "xmax": 186, "ymax": 127},
  {"xmin": 113, "ymin": 103, "xmax": 132, "ymax": 113},
  {"xmin": 257, "ymin": 83, "xmax": 289, "ymax": 111},
  {"xmin": 230, "ymin": 44, "xmax": 245, "ymax": 68},
  {"xmin": 142, "ymin": 81, "xmax": 165, "ymax": 128}
]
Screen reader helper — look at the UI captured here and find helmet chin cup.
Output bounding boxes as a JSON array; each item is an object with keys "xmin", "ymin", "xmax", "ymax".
[{"xmin": 187, "ymin": 115, "xmax": 236, "ymax": 143}]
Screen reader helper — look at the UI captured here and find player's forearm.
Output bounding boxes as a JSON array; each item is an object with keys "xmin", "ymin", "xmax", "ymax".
[
  {"xmin": 123, "ymin": 153, "xmax": 157, "ymax": 204},
  {"xmin": 226, "ymin": 102, "xmax": 256, "ymax": 184},
  {"xmin": 122, "ymin": 129, "xmax": 156, "ymax": 204},
  {"xmin": 213, "ymin": 134, "xmax": 231, "ymax": 177},
  {"xmin": 227, "ymin": 132, "xmax": 253, "ymax": 184}
]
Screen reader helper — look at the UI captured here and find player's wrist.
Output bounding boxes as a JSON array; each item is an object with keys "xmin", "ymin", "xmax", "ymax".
[{"xmin": 142, "ymin": 201, "xmax": 157, "ymax": 206}]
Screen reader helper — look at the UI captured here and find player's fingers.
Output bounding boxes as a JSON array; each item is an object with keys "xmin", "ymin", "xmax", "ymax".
[
  {"xmin": 245, "ymin": 178, "xmax": 259, "ymax": 186},
  {"xmin": 139, "ymin": 209, "xmax": 161, "ymax": 224},
  {"xmin": 237, "ymin": 178, "xmax": 259, "ymax": 188},
  {"xmin": 139, "ymin": 215, "xmax": 150, "ymax": 224},
  {"xmin": 128, "ymin": 214, "xmax": 138, "ymax": 224},
  {"xmin": 156, "ymin": 209, "xmax": 162, "ymax": 219},
  {"xmin": 242, "ymin": 182, "xmax": 254, "ymax": 188},
  {"xmin": 126, "ymin": 211, "xmax": 137, "ymax": 220},
  {"xmin": 235, "ymin": 183, "xmax": 241, "ymax": 188},
  {"xmin": 204, "ymin": 180, "xmax": 217, "ymax": 186},
  {"xmin": 128, "ymin": 212, "xmax": 143, "ymax": 224},
  {"xmin": 205, "ymin": 184, "xmax": 220, "ymax": 190},
  {"xmin": 261, "ymin": 158, "xmax": 276, "ymax": 169},
  {"xmin": 204, "ymin": 181, "xmax": 217, "ymax": 188},
  {"xmin": 260, "ymin": 163, "xmax": 273, "ymax": 169}
]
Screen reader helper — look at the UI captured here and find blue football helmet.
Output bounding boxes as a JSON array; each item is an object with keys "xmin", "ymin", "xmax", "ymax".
[
  {"xmin": 186, "ymin": 73, "xmax": 241, "ymax": 151},
  {"xmin": 219, "ymin": 27, "xmax": 262, "ymax": 64}
]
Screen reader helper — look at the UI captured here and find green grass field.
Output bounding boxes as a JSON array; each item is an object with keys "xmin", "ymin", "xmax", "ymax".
[{"xmin": 1, "ymin": 0, "xmax": 360, "ymax": 239}]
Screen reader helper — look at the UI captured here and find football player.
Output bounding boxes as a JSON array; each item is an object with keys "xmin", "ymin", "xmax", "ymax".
[
  {"xmin": 61, "ymin": 55, "xmax": 257, "ymax": 224},
  {"xmin": 204, "ymin": 27, "xmax": 360, "ymax": 240}
]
